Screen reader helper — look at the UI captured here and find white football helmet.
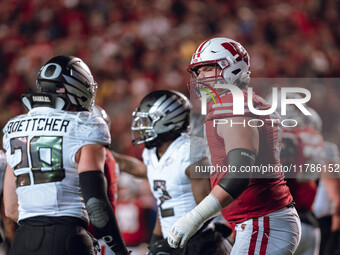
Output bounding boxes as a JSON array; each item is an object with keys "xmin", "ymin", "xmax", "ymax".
[
  {"xmin": 304, "ymin": 106, "xmax": 322, "ymax": 132},
  {"xmin": 187, "ymin": 37, "xmax": 250, "ymax": 98}
]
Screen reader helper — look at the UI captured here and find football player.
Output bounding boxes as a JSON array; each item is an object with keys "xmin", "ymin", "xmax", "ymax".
[
  {"xmin": 0, "ymin": 150, "xmax": 16, "ymax": 253},
  {"xmin": 280, "ymin": 106, "xmax": 324, "ymax": 255},
  {"xmin": 167, "ymin": 37, "xmax": 301, "ymax": 254},
  {"xmin": 313, "ymin": 141, "xmax": 340, "ymax": 255},
  {"xmin": 2, "ymin": 56, "xmax": 129, "ymax": 255},
  {"xmin": 116, "ymin": 90, "xmax": 232, "ymax": 254}
]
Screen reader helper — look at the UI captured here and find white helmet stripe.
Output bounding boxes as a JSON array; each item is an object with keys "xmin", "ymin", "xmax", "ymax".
[
  {"xmin": 149, "ymin": 95, "xmax": 167, "ymax": 113},
  {"xmin": 156, "ymin": 96, "xmax": 177, "ymax": 112}
]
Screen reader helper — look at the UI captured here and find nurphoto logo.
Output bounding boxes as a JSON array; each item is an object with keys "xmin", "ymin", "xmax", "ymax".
[
  {"xmin": 199, "ymin": 85, "xmax": 311, "ymax": 128},
  {"xmin": 200, "ymin": 84, "xmax": 311, "ymax": 116}
]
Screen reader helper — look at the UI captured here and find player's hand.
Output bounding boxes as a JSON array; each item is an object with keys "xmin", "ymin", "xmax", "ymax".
[
  {"xmin": 167, "ymin": 212, "xmax": 203, "ymax": 249},
  {"xmin": 146, "ymin": 239, "xmax": 172, "ymax": 255}
]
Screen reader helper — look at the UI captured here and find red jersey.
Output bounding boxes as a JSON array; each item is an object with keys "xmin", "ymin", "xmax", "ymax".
[
  {"xmin": 205, "ymin": 90, "xmax": 292, "ymax": 223},
  {"xmin": 116, "ymin": 197, "xmax": 155, "ymax": 246},
  {"xmin": 282, "ymin": 126, "xmax": 324, "ymax": 211},
  {"xmin": 105, "ymin": 149, "xmax": 119, "ymax": 210}
]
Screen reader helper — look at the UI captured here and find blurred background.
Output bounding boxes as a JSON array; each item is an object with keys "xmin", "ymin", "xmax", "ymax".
[
  {"xmin": 1, "ymin": 0, "xmax": 340, "ymax": 253},
  {"xmin": 1, "ymin": 0, "xmax": 340, "ymax": 153}
]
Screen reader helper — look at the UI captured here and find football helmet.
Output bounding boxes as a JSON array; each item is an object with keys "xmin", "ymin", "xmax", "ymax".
[
  {"xmin": 131, "ymin": 90, "xmax": 191, "ymax": 149},
  {"xmin": 93, "ymin": 105, "xmax": 111, "ymax": 127},
  {"xmin": 304, "ymin": 106, "xmax": 322, "ymax": 132},
  {"xmin": 22, "ymin": 55, "xmax": 97, "ymax": 111},
  {"xmin": 187, "ymin": 37, "xmax": 250, "ymax": 98}
]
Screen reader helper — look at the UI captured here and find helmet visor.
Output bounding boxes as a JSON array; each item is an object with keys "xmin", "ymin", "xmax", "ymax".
[
  {"xmin": 187, "ymin": 76, "xmax": 226, "ymax": 99},
  {"xmin": 131, "ymin": 111, "xmax": 157, "ymax": 145}
]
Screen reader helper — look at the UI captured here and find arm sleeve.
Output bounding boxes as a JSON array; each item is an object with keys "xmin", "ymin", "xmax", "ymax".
[
  {"xmin": 217, "ymin": 148, "xmax": 255, "ymax": 199},
  {"xmin": 79, "ymin": 171, "xmax": 128, "ymax": 255}
]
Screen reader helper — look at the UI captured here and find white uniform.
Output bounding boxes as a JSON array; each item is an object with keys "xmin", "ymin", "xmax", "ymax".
[
  {"xmin": 0, "ymin": 150, "xmax": 8, "ymax": 254},
  {"xmin": 2, "ymin": 107, "xmax": 110, "ymax": 223},
  {"xmin": 313, "ymin": 141, "xmax": 340, "ymax": 218},
  {"xmin": 0, "ymin": 150, "xmax": 7, "ymax": 194},
  {"xmin": 143, "ymin": 134, "xmax": 206, "ymax": 238}
]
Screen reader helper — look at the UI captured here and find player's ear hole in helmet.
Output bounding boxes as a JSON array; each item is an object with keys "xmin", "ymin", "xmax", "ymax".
[
  {"xmin": 22, "ymin": 55, "xmax": 97, "ymax": 111},
  {"xmin": 131, "ymin": 90, "xmax": 192, "ymax": 149}
]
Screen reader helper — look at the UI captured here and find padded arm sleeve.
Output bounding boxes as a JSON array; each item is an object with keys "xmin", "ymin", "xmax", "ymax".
[
  {"xmin": 218, "ymin": 148, "xmax": 255, "ymax": 199},
  {"xmin": 79, "ymin": 171, "xmax": 128, "ymax": 255}
]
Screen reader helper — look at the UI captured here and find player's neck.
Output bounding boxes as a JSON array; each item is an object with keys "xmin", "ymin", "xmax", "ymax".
[{"xmin": 156, "ymin": 140, "xmax": 173, "ymax": 159}]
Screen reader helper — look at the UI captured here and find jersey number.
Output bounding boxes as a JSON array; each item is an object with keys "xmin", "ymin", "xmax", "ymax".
[
  {"xmin": 10, "ymin": 136, "xmax": 65, "ymax": 187},
  {"xmin": 153, "ymin": 180, "xmax": 174, "ymax": 218}
]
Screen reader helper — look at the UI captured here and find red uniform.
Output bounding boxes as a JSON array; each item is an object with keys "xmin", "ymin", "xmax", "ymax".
[
  {"xmin": 105, "ymin": 148, "xmax": 119, "ymax": 210},
  {"xmin": 116, "ymin": 197, "xmax": 155, "ymax": 246},
  {"xmin": 282, "ymin": 126, "xmax": 324, "ymax": 211},
  {"xmin": 205, "ymin": 90, "xmax": 293, "ymax": 223}
]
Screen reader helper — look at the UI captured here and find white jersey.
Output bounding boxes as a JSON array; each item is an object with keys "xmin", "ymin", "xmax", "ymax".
[
  {"xmin": 313, "ymin": 141, "xmax": 340, "ymax": 218},
  {"xmin": 2, "ymin": 107, "xmax": 110, "ymax": 223},
  {"xmin": 143, "ymin": 134, "xmax": 206, "ymax": 238},
  {"xmin": 0, "ymin": 150, "xmax": 7, "ymax": 194}
]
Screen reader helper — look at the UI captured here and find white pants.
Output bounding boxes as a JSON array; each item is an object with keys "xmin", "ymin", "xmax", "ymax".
[
  {"xmin": 231, "ymin": 207, "xmax": 301, "ymax": 255},
  {"xmin": 294, "ymin": 222, "xmax": 320, "ymax": 255}
]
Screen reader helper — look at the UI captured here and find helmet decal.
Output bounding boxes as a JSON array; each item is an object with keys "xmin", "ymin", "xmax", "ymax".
[
  {"xmin": 192, "ymin": 39, "xmax": 210, "ymax": 62},
  {"xmin": 39, "ymin": 63, "xmax": 63, "ymax": 80},
  {"xmin": 221, "ymin": 42, "xmax": 249, "ymax": 64}
]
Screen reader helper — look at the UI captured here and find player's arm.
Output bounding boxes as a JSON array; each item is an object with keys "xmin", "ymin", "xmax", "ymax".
[
  {"xmin": 212, "ymin": 116, "xmax": 258, "ymax": 206},
  {"xmin": 152, "ymin": 210, "xmax": 162, "ymax": 238},
  {"xmin": 3, "ymin": 164, "xmax": 19, "ymax": 222},
  {"xmin": 112, "ymin": 151, "xmax": 147, "ymax": 178},
  {"xmin": 77, "ymin": 144, "xmax": 129, "ymax": 255},
  {"xmin": 149, "ymin": 211, "xmax": 163, "ymax": 247},
  {"xmin": 0, "ymin": 195, "xmax": 16, "ymax": 244},
  {"xmin": 185, "ymin": 158, "xmax": 211, "ymax": 204},
  {"xmin": 321, "ymin": 175, "xmax": 340, "ymax": 231},
  {"xmin": 168, "ymin": 116, "xmax": 259, "ymax": 248},
  {"xmin": 322, "ymin": 175, "xmax": 340, "ymax": 253}
]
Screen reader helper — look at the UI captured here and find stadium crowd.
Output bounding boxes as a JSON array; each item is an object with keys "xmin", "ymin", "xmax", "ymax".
[
  {"xmin": 1, "ymin": 0, "xmax": 340, "ymax": 151},
  {"xmin": 0, "ymin": 0, "xmax": 340, "ymax": 254}
]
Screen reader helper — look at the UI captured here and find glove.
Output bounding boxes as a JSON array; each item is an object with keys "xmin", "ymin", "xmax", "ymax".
[
  {"xmin": 146, "ymin": 239, "xmax": 172, "ymax": 255},
  {"xmin": 167, "ymin": 194, "xmax": 222, "ymax": 249},
  {"xmin": 167, "ymin": 212, "xmax": 204, "ymax": 249}
]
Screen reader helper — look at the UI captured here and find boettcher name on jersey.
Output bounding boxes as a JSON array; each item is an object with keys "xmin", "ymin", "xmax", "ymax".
[
  {"xmin": 2, "ymin": 107, "xmax": 110, "ymax": 223},
  {"xmin": 5, "ymin": 117, "xmax": 70, "ymax": 134}
]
